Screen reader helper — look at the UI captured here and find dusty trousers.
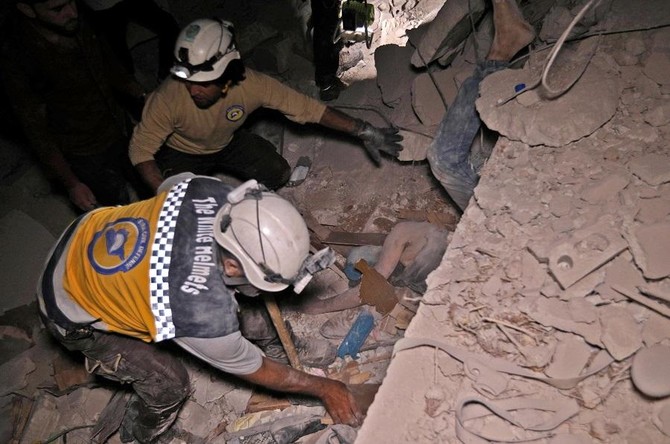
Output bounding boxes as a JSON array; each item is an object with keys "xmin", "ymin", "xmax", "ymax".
[
  {"xmin": 41, "ymin": 317, "xmax": 190, "ymax": 444},
  {"xmin": 427, "ymin": 60, "xmax": 508, "ymax": 211}
]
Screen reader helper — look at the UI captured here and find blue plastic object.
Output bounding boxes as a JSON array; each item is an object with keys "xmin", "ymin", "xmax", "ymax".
[
  {"xmin": 514, "ymin": 83, "xmax": 526, "ymax": 93},
  {"xmin": 337, "ymin": 309, "xmax": 375, "ymax": 359}
]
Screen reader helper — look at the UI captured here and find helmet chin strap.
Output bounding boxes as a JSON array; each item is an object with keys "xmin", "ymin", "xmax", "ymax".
[{"xmin": 222, "ymin": 274, "xmax": 261, "ymax": 297}]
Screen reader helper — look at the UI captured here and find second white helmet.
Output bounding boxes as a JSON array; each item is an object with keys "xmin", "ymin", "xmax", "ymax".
[
  {"xmin": 171, "ymin": 18, "xmax": 241, "ymax": 82},
  {"xmin": 213, "ymin": 180, "xmax": 311, "ymax": 293}
]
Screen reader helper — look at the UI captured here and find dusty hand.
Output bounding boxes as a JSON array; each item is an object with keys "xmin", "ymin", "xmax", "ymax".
[
  {"xmin": 356, "ymin": 121, "xmax": 403, "ymax": 165},
  {"xmin": 68, "ymin": 182, "xmax": 98, "ymax": 211},
  {"xmin": 320, "ymin": 380, "xmax": 364, "ymax": 427}
]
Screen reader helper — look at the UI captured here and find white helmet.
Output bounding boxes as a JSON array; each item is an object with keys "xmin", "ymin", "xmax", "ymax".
[
  {"xmin": 171, "ymin": 18, "xmax": 241, "ymax": 82},
  {"xmin": 214, "ymin": 180, "xmax": 312, "ymax": 293}
]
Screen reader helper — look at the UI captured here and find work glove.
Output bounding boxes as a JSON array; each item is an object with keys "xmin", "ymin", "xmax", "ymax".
[{"xmin": 355, "ymin": 120, "xmax": 403, "ymax": 166}]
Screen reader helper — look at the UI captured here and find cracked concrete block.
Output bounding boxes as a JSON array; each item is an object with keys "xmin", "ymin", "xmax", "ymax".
[
  {"xmin": 630, "ymin": 222, "xmax": 670, "ymax": 279},
  {"xmin": 642, "ymin": 312, "xmax": 670, "ymax": 346},
  {"xmin": 397, "ymin": 130, "xmax": 433, "ymax": 162},
  {"xmin": 635, "ymin": 196, "xmax": 670, "ymax": 224},
  {"xmin": 643, "ymin": 100, "xmax": 670, "ymax": 127},
  {"xmin": 548, "ymin": 219, "xmax": 628, "ymax": 289},
  {"xmin": 600, "ymin": 305, "xmax": 642, "ymax": 361},
  {"xmin": 523, "ymin": 296, "xmax": 602, "ymax": 346},
  {"xmin": 410, "ymin": 0, "xmax": 486, "ymax": 68},
  {"xmin": 545, "ymin": 337, "xmax": 592, "ymax": 379},
  {"xmin": 375, "ymin": 44, "xmax": 416, "ymax": 107},
  {"xmin": 18, "ymin": 394, "xmax": 61, "ymax": 444},
  {"xmin": 0, "ymin": 353, "xmax": 36, "ymax": 396},
  {"xmin": 476, "ymin": 62, "xmax": 621, "ymax": 147},
  {"xmin": 411, "ymin": 69, "xmax": 458, "ymax": 127},
  {"xmin": 631, "ymin": 344, "xmax": 670, "ymax": 397},
  {"xmin": 628, "ymin": 153, "xmax": 670, "ymax": 186}
]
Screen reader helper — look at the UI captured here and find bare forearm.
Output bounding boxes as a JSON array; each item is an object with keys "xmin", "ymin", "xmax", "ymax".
[
  {"xmin": 238, "ymin": 357, "xmax": 362, "ymax": 426},
  {"xmin": 318, "ymin": 107, "xmax": 363, "ymax": 136},
  {"xmin": 240, "ymin": 357, "xmax": 332, "ymax": 395},
  {"xmin": 135, "ymin": 160, "xmax": 164, "ymax": 194}
]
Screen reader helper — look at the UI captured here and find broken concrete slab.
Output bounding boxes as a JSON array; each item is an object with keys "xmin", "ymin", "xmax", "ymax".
[
  {"xmin": 628, "ymin": 153, "xmax": 670, "ymax": 186},
  {"xmin": 545, "ymin": 337, "xmax": 592, "ymax": 379},
  {"xmin": 476, "ymin": 62, "xmax": 621, "ymax": 147},
  {"xmin": 599, "ymin": 304, "xmax": 642, "ymax": 361},
  {"xmin": 580, "ymin": 173, "xmax": 630, "ymax": 204},
  {"xmin": 548, "ymin": 218, "xmax": 628, "ymax": 289},
  {"xmin": 631, "ymin": 344, "xmax": 670, "ymax": 397},
  {"xmin": 374, "ymin": 44, "xmax": 416, "ymax": 107},
  {"xmin": 629, "ymin": 222, "xmax": 670, "ymax": 280},
  {"xmin": 0, "ymin": 353, "xmax": 36, "ymax": 397},
  {"xmin": 411, "ymin": 69, "xmax": 458, "ymax": 127},
  {"xmin": 409, "ymin": 0, "xmax": 486, "ymax": 68},
  {"xmin": 396, "ymin": 129, "xmax": 433, "ymax": 161}
]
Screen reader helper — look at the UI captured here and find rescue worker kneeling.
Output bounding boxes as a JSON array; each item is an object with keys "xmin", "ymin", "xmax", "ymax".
[{"xmin": 37, "ymin": 174, "xmax": 362, "ymax": 443}]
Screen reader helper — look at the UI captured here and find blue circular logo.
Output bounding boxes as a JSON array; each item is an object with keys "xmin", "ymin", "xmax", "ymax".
[{"xmin": 87, "ymin": 218, "xmax": 150, "ymax": 275}]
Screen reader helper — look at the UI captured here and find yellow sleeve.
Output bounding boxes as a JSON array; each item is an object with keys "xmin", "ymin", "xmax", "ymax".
[
  {"xmin": 248, "ymin": 70, "xmax": 327, "ymax": 124},
  {"xmin": 128, "ymin": 81, "xmax": 179, "ymax": 165}
]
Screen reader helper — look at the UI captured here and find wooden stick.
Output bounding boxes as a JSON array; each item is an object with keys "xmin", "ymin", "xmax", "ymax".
[{"xmin": 263, "ymin": 293, "xmax": 302, "ymax": 370}]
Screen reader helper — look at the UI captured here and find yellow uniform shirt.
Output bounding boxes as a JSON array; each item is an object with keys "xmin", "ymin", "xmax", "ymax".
[{"xmin": 129, "ymin": 69, "xmax": 327, "ymax": 165}]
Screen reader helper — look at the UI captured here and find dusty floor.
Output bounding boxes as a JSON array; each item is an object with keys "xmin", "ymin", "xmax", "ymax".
[{"xmin": 1, "ymin": 0, "xmax": 670, "ymax": 443}]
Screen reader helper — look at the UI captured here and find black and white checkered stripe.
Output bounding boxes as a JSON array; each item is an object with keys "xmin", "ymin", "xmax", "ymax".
[{"xmin": 150, "ymin": 179, "xmax": 191, "ymax": 341}]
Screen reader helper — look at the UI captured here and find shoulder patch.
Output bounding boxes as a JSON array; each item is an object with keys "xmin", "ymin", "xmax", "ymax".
[
  {"xmin": 87, "ymin": 218, "xmax": 150, "ymax": 275},
  {"xmin": 226, "ymin": 105, "xmax": 245, "ymax": 122}
]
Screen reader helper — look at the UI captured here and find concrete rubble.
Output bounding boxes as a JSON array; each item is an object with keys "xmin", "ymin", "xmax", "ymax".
[{"xmin": 0, "ymin": 0, "xmax": 669, "ymax": 442}]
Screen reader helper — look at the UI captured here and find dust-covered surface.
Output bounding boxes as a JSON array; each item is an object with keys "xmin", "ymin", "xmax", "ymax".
[{"xmin": 1, "ymin": 0, "xmax": 670, "ymax": 442}]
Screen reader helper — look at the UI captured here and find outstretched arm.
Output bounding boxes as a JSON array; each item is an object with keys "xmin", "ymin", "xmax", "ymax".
[
  {"xmin": 319, "ymin": 107, "xmax": 404, "ymax": 165},
  {"xmin": 174, "ymin": 334, "xmax": 363, "ymax": 426},
  {"xmin": 239, "ymin": 357, "xmax": 363, "ymax": 426}
]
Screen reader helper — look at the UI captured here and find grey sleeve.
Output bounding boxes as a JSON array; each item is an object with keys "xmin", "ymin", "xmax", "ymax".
[{"xmin": 173, "ymin": 331, "xmax": 264, "ymax": 375}]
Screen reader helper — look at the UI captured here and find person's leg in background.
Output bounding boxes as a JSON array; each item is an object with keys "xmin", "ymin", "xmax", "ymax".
[
  {"xmin": 311, "ymin": 0, "xmax": 344, "ymax": 101},
  {"xmin": 154, "ymin": 131, "xmax": 291, "ymax": 190},
  {"xmin": 427, "ymin": 0, "xmax": 535, "ymax": 211}
]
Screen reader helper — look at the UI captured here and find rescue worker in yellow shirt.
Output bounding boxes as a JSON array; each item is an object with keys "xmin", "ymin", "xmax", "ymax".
[
  {"xmin": 37, "ymin": 175, "xmax": 362, "ymax": 443},
  {"xmin": 129, "ymin": 18, "xmax": 403, "ymax": 194}
]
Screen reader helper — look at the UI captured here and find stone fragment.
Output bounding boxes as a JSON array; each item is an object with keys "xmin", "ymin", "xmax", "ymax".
[
  {"xmin": 631, "ymin": 344, "xmax": 670, "ymax": 397},
  {"xmin": 628, "ymin": 153, "xmax": 670, "ymax": 186},
  {"xmin": 580, "ymin": 174, "xmax": 630, "ymax": 204},
  {"xmin": 548, "ymin": 219, "xmax": 627, "ymax": 289},
  {"xmin": 630, "ymin": 222, "xmax": 670, "ymax": 279},
  {"xmin": 545, "ymin": 337, "xmax": 592, "ymax": 379},
  {"xmin": 375, "ymin": 44, "xmax": 416, "ymax": 107},
  {"xmin": 397, "ymin": 130, "xmax": 433, "ymax": 162},
  {"xmin": 521, "ymin": 296, "xmax": 602, "ymax": 346},
  {"xmin": 567, "ymin": 298, "xmax": 598, "ymax": 324},
  {"xmin": 603, "ymin": 252, "xmax": 645, "ymax": 291},
  {"xmin": 411, "ymin": 69, "xmax": 459, "ymax": 127},
  {"xmin": 0, "ymin": 354, "xmax": 36, "ymax": 396},
  {"xmin": 477, "ymin": 63, "xmax": 621, "ymax": 147},
  {"xmin": 642, "ymin": 312, "xmax": 670, "ymax": 346},
  {"xmin": 636, "ymin": 196, "xmax": 670, "ymax": 224},
  {"xmin": 643, "ymin": 101, "xmax": 670, "ymax": 127},
  {"xmin": 600, "ymin": 305, "xmax": 642, "ymax": 361},
  {"xmin": 409, "ymin": 0, "xmax": 486, "ymax": 68}
]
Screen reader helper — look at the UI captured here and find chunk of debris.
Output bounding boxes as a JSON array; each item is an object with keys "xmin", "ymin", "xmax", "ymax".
[
  {"xmin": 631, "ymin": 344, "xmax": 670, "ymax": 397},
  {"xmin": 476, "ymin": 63, "xmax": 621, "ymax": 147},
  {"xmin": 629, "ymin": 222, "xmax": 670, "ymax": 279},
  {"xmin": 599, "ymin": 305, "xmax": 642, "ymax": 361},
  {"xmin": 627, "ymin": 153, "xmax": 670, "ymax": 186},
  {"xmin": 548, "ymin": 219, "xmax": 627, "ymax": 289}
]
